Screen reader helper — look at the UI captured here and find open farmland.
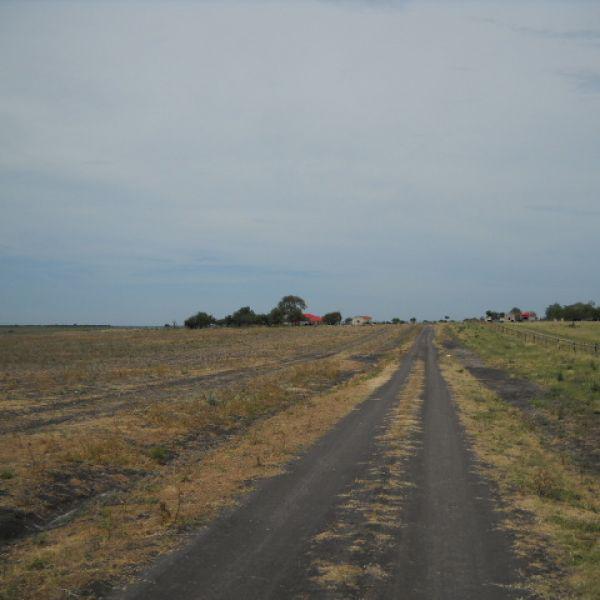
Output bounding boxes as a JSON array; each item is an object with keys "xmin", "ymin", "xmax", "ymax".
[
  {"xmin": 502, "ymin": 320, "xmax": 600, "ymax": 346},
  {"xmin": 0, "ymin": 325, "xmax": 406, "ymax": 433},
  {"xmin": 442, "ymin": 323, "xmax": 600, "ymax": 597},
  {"xmin": 2, "ymin": 323, "xmax": 599, "ymax": 599},
  {"xmin": 0, "ymin": 324, "xmax": 418, "ymax": 598}
]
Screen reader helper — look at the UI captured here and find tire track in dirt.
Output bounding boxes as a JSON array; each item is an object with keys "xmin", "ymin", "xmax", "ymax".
[{"xmin": 1, "ymin": 328, "xmax": 402, "ymax": 435}]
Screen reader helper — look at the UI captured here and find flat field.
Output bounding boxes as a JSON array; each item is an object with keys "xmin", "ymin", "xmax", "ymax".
[
  {"xmin": 0, "ymin": 324, "xmax": 416, "ymax": 599},
  {"xmin": 444, "ymin": 323, "xmax": 600, "ymax": 597},
  {"xmin": 503, "ymin": 320, "xmax": 600, "ymax": 345}
]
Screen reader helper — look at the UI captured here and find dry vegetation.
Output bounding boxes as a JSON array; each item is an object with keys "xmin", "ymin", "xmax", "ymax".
[
  {"xmin": 310, "ymin": 360, "xmax": 425, "ymax": 596},
  {"xmin": 440, "ymin": 325, "xmax": 600, "ymax": 599},
  {"xmin": 0, "ymin": 324, "xmax": 417, "ymax": 599},
  {"xmin": 450, "ymin": 323, "xmax": 599, "ymax": 472}
]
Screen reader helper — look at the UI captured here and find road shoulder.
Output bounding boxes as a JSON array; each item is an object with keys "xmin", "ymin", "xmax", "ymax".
[{"xmin": 439, "ymin": 333, "xmax": 600, "ymax": 598}]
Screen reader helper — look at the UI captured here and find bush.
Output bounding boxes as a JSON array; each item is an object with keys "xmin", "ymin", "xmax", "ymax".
[
  {"xmin": 149, "ymin": 446, "xmax": 170, "ymax": 464},
  {"xmin": 322, "ymin": 311, "xmax": 342, "ymax": 325},
  {"xmin": 277, "ymin": 295, "xmax": 307, "ymax": 324},
  {"xmin": 545, "ymin": 301, "xmax": 600, "ymax": 321},
  {"xmin": 184, "ymin": 311, "xmax": 215, "ymax": 329}
]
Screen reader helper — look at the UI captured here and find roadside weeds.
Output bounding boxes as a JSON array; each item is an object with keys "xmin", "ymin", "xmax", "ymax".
[{"xmin": 439, "ymin": 343, "xmax": 600, "ymax": 599}]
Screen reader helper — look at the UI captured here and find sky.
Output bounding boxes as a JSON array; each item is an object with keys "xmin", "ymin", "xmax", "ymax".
[{"xmin": 1, "ymin": 0, "xmax": 599, "ymax": 324}]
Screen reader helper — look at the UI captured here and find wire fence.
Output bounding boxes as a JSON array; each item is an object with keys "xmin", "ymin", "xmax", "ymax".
[{"xmin": 491, "ymin": 324, "xmax": 600, "ymax": 355}]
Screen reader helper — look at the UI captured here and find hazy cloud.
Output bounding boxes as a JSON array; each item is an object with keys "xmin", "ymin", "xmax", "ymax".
[
  {"xmin": 475, "ymin": 16, "xmax": 600, "ymax": 43},
  {"xmin": 1, "ymin": 0, "xmax": 599, "ymax": 323},
  {"xmin": 559, "ymin": 69, "xmax": 600, "ymax": 94},
  {"xmin": 525, "ymin": 204, "xmax": 600, "ymax": 218}
]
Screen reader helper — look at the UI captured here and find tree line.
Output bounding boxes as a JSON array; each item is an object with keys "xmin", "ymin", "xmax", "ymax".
[
  {"xmin": 545, "ymin": 301, "xmax": 600, "ymax": 321},
  {"xmin": 184, "ymin": 295, "xmax": 343, "ymax": 329},
  {"xmin": 485, "ymin": 302, "xmax": 600, "ymax": 322}
]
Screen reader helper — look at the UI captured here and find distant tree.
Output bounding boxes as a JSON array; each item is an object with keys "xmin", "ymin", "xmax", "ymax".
[
  {"xmin": 229, "ymin": 306, "xmax": 259, "ymax": 327},
  {"xmin": 184, "ymin": 311, "xmax": 216, "ymax": 329},
  {"xmin": 485, "ymin": 310, "xmax": 505, "ymax": 321},
  {"xmin": 255, "ymin": 313, "xmax": 270, "ymax": 326},
  {"xmin": 545, "ymin": 303, "xmax": 562, "ymax": 320},
  {"xmin": 444, "ymin": 315, "xmax": 450, "ymax": 321},
  {"xmin": 409, "ymin": 317, "xmax": 417, "ymax": 324},
  {"xmin": 549, "ymin": 301, "xmax": 600, "ymax": 322},
  {"xmin": 391, "ymin": 318, "xmax": 402, "ymax": 324},
  {"xmin": 344, "ymin": 317, "xmax": 352, "ymax": 325},
  {"xmin": 277, "ymin": 295, "xmax": 307, "ymax": 324},
  {"xmin": 267, "ymin": 307, "xmax": 285, "ymax": 326},
  {"xmin": 322, "ymin": 311, "xmax": 342, "ymax": 325}
]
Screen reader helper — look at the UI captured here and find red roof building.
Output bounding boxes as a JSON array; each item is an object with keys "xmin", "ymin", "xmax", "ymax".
[{"xmin": 303, "ymin": 313, "xmax": 323, "ymax": 325}]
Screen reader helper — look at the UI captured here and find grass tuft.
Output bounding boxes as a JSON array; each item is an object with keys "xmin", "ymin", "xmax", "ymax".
[{"xmin": 149, "ymin": 446, "xmax": 170, "ymax": 464}]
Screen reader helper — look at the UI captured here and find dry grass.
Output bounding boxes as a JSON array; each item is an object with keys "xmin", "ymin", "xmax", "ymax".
[
  {"xmin": 0, "ymin": 326, "xmax": 415, "ymax": 524},
  {"xmin": 0, "ymin": 325, "xmax": 396, "ymax": 401},
  {"xmin": 449, "ymin": 322, "xmax": 600, "ymax": 474},
  {"xmin": 438, "ymin": 342, "xmax": 600, "ymax": 599},
  {"xmin": 0, "ymin": 328, "xmax": 417, "ymax": 599},
  {"xmin": 0, "ymin": 325, "xmax": 407, "ymax": 427},
  {"xmin": 310, "ymin": 360, "xmax": 425, "ymax": 595}
]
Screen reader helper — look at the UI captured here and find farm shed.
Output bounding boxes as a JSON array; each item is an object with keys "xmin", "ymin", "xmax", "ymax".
[
  {"xmin": 351, "ymin": 315, "xmax": 373, "ymax": 326},
  {"xmin": 506, "ymin": 310, "xmax": 538, "ymax": 322},
  {"xmin": 303, "ymin": 313, "xmax": 323, "ymax": 325},
  {"xmin": 521, "ymin": 311, "xmax": 537, "ymax": 321}
]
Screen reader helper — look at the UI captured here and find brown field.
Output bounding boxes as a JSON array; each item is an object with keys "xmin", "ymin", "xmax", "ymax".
[{"xmin": 0, "ymin": 324, "xmax": 417, "ymax": 599}]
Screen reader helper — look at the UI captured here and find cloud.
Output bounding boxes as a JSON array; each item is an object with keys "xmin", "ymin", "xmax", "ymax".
[
  {"xmin": 1, "ymin": 0, "xmax": 599, "ymax": 323},
  {"xmin": 475, "ymin": 17, "xmax": 600, "ymax": 43},
  {"xmin": 525, "ymin": 204, "xmax": 600, "ymax": 218},
  {"xmin": 558, "ymin": 70, "xmax": 600, "ymax": 94}
]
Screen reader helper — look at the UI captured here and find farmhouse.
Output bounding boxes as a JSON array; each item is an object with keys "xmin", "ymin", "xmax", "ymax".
[
  {"xmin": 521, "ymin": 311, "xmax": 537, "ymax": 321},
  {"xmin": 351, "ymin": 315, "xmax": 373, "ymax": 326},
  {"xmin": 303, "ymin": 313, "xmax": 323, "ymax": 325},
  {"xmin": 506, "ymin": 310, "xmax": 538, "ymax": 322}
]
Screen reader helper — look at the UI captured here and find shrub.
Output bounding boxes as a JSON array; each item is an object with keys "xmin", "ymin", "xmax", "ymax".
[
  {"xmin": 531, "ymin": 467, "xmax": 565, "ymax": 500},
  {"xmin": 149, "ymin": 446, "xmax": 170, "ymax": 464},
  {"xmin": 322, "ymin": 311, "xmax": 342, "ymax": 325},
  {"xmin": 184, "ymin": 312, "xmax": 215, "ymax": 329},
  {"xmin": 0, "ymin": 469, "xmax": 15, "ymax": 480}
]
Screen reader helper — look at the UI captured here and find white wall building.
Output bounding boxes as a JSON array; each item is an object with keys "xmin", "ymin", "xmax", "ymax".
[{"xmin": 351, "ymin": 315, "xmax": 373, "ymax": 326}]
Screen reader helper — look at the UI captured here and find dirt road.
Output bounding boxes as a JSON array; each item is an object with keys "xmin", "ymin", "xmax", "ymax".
[{"xmin": 114, "ymin": 328, "xmax": 529, "ymax": 599}]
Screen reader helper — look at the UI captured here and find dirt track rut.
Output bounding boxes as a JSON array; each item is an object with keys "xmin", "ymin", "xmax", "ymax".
[
  {"xmin": 1, "ymin": 328, "xmax": 398, "ymax": 435},
  {"xmin": 113, "ymin": 327, "xmax": 529, "ymax": 600}
]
